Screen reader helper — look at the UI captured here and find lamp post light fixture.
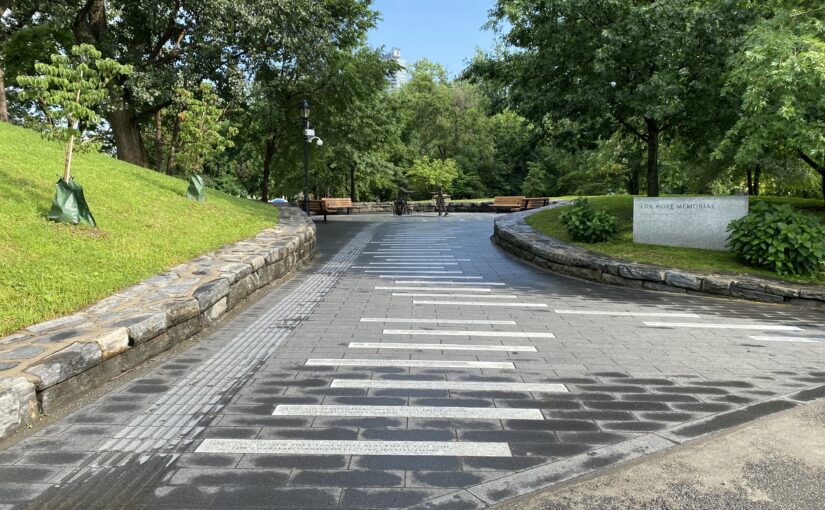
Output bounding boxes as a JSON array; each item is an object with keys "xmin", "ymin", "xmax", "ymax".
[{"xmin": 300, "ymin": 99, "xmax": 311, "ymax": 216}]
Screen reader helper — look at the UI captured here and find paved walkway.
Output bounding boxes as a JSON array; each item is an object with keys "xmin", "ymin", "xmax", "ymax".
[{"xmin": 1, "ymin": 212, "xmax": 824, "ymax": 509}]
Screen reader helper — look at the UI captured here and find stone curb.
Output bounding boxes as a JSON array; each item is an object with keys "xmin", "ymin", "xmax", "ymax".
[
  {"xmin": 492, "ymin": 204, "xmax": 825, "ymax": 308},
  {"xmin": 0, "ymin": 204, "xmax": 316, "ymax": 441}
]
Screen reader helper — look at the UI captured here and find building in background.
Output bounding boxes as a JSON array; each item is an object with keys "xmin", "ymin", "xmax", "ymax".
[{"xmin": 384, "ymin": 47, "xmax": 409, "ymax": 89}]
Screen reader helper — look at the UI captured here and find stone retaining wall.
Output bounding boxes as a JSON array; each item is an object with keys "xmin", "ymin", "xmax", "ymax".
[
  {"xmin": 0, "ymin": 204, "xmax": 315, "ymax": 441},
  {"xmin": 493, "ymin": 205, "xmax": 825, "ymax": 308}
]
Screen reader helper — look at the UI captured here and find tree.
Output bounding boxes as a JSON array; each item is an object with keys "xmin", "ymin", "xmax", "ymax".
[
  {"xmin": 491, "ymin": 0, "xmax": 747, "ymax": 196},
  {"xmin": 407, "ymin": 156, "xmax": 460, "ymax": 194},
  {"xmin": 0, "ymin": 0, "xmax": 75, "ymax": 123},
  {"xmin": 236, "ymin": 0, "xmax": 379, "ymax": 201},
  {"xmin": 719, "ymin": 1, "xmax": 825, "ymax": 201},
  {"xmin": 521, "ymin": 162, "xmax": 550, "ymax": 197},
  {"xmin": 299, "ymin": 48, "xmax": 399, "ymax": 201},
  {"xmin": 17, "ymin": 43, "xmax": 131, "ymax": 225},
  {"xmin": 174, "ymin": 82, "xmax": 237, "ymax": 201},
  {"xmin": 69, "ymin": 0, "xmax": 242, "ymax": 167}
]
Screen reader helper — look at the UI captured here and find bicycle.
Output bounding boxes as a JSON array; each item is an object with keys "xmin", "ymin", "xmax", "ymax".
[{"xmin": 393, "ymin": 187, "xmax": 413, "ymax": 216}]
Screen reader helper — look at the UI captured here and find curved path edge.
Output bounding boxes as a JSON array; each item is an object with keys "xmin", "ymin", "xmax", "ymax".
[
  {"xmin": 492, "ymin": 204, "xmax": 825, "ymax": 308},
  {"xmin": 0, "ymin": 204, "xmax": 316, "ymax": 441}
]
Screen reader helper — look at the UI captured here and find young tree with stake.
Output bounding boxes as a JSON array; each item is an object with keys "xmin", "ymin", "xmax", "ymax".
[{"xmin": 17, "ymin": 43, "xmax": 131, "ymax": 226}]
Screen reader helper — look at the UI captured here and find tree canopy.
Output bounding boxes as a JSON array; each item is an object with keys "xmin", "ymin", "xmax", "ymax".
[{"xmin": 1, "ymin": 0, "xmax": 823, "ymax": 203}]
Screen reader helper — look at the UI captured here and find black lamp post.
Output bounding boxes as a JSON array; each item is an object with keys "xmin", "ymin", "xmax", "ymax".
[{"xmin": 300, "ymin": 99, "xmax": 311, "ymax": 216}]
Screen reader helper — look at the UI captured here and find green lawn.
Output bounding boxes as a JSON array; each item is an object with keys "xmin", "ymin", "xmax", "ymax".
[
  {"xmin": 0, "ymin": 123, "xmax": 278, "ymax": 336},
  {"xmin": 526, "ymin": 195, "xmax": 825, "ymax": 284}
]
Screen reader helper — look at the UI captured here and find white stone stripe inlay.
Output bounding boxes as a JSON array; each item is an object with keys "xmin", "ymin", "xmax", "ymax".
[
  {"xmin": 196, "ymin": 439, "xmax": 511, "ymax": 457},
  {"xmin": 644, "ymin": 322, "xmax": 802, "ymax": 331},
  {"xmin": 367, "ymin": 270, "xmax": 464, "ymax": 274},
  {"xmin": 393, "ymin": 280, "xmax": 504, "ymax": 285},
  {"xmin": 383, "ymin": 329, "xmax": 555, "ymax": 338},
  {"xmin": 371, "ymin": 244, "xmax": 463, "ymax": 247},
  {"xmin": 360, "ymin": 318, "xmax": 517, "ymax": 325},
  {"xmin": 392, "ymin": 293, "xmax": 517, "ymax": 298},
  {"xmin": 376, "ymin": 287, "xmax": 491, "ymax": 292},
  {"xmin": 373, "ymin": 255, "xmax": 457, "ymax": 258},
  {"xmin": 748, "ymin": 335, "xmax": 823, "ymax": 343},
  {"xmin": 330, "ymin": 379, "xmax": 569, "ymax": 393},
  {"xmin": 349, "ymin": 342, "xmax": 538, "ymax": 352},
  {"xmin": 555, "ymin": 310, "xmax": 700, "ymax": 318},
  {"xmin": 305, "ymin": 359, "xmax": 515, "ymax": 369},
  {"xmin": 370, "ymin": 262, "xmax": 459, "ymax": 265},
  {"xmin": 415, "ymin": 301, "xmax": 548, "ymax": 308},
  {"xmin": 384, "ymin": 259, "xmax": 471, "ymax": 262},
  {"xmin": 358, "ymin": 266, "xmax": 448, "ymax": 269},
  {"xmin": 381, "ymin": 276, "xmax": 483, "ymax": 279},
  {"xmin": 272, "ymin": 405, "xmax": 543, "ymax": 420}
]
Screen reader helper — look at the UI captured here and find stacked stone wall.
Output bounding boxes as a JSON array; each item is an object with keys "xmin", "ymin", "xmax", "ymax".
[{"xmin": 0, "ymin": 205, "xmax": 316, "ymax": 441}]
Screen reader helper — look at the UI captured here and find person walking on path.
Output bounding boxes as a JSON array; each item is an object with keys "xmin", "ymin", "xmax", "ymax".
[{"xmin": 433, "ymin": 186, "xmax": 448, "ymax": 216}]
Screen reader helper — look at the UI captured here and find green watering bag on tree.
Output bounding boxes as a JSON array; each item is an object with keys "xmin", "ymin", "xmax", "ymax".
[
  {"xmin": 48, "ymin": 177, "xmax": 96, "ymax": 227},
  {"xmin": 187, "ymin": 174, "xmax": 206, "ymax": 202}
]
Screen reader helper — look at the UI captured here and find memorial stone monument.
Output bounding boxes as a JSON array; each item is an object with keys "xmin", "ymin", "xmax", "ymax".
[{"xmin": 633, "ymin": 196, "xmax": 749, "ymax": 251}]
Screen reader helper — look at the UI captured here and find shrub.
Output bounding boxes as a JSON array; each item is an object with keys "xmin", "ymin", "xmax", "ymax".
[
  {"xmin": 559, "ymin": 197, "xmax": 620, "ymax": 243},
  {"xmin": 727, "ymin": 202, "xmax": 825, "ymax": 276}
]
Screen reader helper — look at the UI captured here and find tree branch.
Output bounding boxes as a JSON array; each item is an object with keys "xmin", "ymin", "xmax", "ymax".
[
  {"xmin": 615, "ymin": 115, "xmax": 647, "ymax": 142},
  {"xmin": 798, "ymin": 150, "xmax": 824, "ymax": 174}
]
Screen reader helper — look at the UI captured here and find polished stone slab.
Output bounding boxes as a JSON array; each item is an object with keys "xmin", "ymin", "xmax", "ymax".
[
  {"xmin": 196, "ymin": 439, "xmax": 512, "ymax": 456},
  {"xmin": 348, "ymin": 342, "xmax": 538, "ymax": 352},
  {"xmin": 330, "ymin": 379, "xmax": 568, "ymax": 393},
  {"xmin": 359, "ymin": 318, "xmax": 516, "ymax": 325},
  {"xmin": 414, "ymin": 301, "xmax": 548, "ymax": 308},
  {"xmin": 633, "ymin": 196, "xmax": 748, "ymax": 251},
  {"xmin": 304, "ymin": 359, "xmax": 515, "ymax": 369},
  {"xmin": 382, "ymin": 329, "xmax": 554, "ymax": 338},
  {"xmin": 644, "ymin": 322, "xmax": 802, "ymax": 331},
  {"xmin": 272, "ymin": 405, "xmax": 544, "ymax": 420}
]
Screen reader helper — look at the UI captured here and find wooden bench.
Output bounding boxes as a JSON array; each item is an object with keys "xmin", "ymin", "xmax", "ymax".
[
  {"xmin": 322, "ymin": 197, "xmax": 353, "ymax": 217},
  {"xmin": 493, "ymin": 196, "xmax": 526, "ymax": 212},
  {"xmin": 300, "ymin": 199, "xmax": 325, "ymax": 219},
  {"xmin": 523, "ymin": 197, "xmax": 549, "ymax": 210}
]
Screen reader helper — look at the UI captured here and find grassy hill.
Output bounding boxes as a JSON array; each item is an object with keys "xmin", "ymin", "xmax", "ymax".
[
  {"xmin": 0, "ymin": 123, "xmax": 278, "ymax": 336},
  {"xmin": 527, "ymin": 195, "xmax": 825, "ymax": 284}
]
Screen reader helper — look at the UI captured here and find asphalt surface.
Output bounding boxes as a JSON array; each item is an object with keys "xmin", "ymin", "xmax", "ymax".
[{"xmin": 0, "ymin": 212, "xmax": 823, "ymax": 509}]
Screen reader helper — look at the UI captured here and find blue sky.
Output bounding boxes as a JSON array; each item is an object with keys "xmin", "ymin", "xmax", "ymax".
[{"xmin": 366, "ymin": 0, "xmax": 501, "ymax": 77}]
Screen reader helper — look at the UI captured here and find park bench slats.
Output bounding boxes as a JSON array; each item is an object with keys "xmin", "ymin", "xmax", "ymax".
[
  {"xmin": 523, "ymin": 198, "xmax": 549, "ymax": 210},
  {"xmin": 493, "ymin": 196, "xmax": 527, "ymax": 212}
]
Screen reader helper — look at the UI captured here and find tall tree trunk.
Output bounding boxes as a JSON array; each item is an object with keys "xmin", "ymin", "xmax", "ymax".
[
  {"xmin": 753, "ymin": 165, "xmax": 761, "ymax": 196},
  {"xmin": 107, "ymin": 108, "xmax": 149, "ymax": 167},
  {"xmin": 350, "ymin": 166, "xmax": 356, "ymax": 202},
  {"xmin": 261, "ymin": 137, "xmax": 275, "ymax": 202},
  {"xmin": 166, "ymin": 113, "xmax": 181, "ymax": 175},
  {"xmin": 0, "ymin": 66, "xmax": 8, "ymax": 122},
  {"xmin": 627, "ymin": 166, "xmax": 641, "ymax": 195},
  {"xmin": 746, "ymin": 167, "xmax": 753, "ymax": 195},
  {"xmin": 797, "ymin": 151, "xmax": 825, "ymax": 203},
  {"xmin": 645, "ymin": 118, "xmax": 660, "ymax": 197},
  {"xmin": 154, "ymin": 110, "xmax": 163, "ymax": 172}
]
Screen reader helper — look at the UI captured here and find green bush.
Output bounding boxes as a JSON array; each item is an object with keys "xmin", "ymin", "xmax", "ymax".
[
  {"xmin": 727, "ymin": 202, "xmax": 825, "ymax": 276},
  {"xmin": 559, "ymin": 197, "xmax": 620, "ymax": 243}
]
